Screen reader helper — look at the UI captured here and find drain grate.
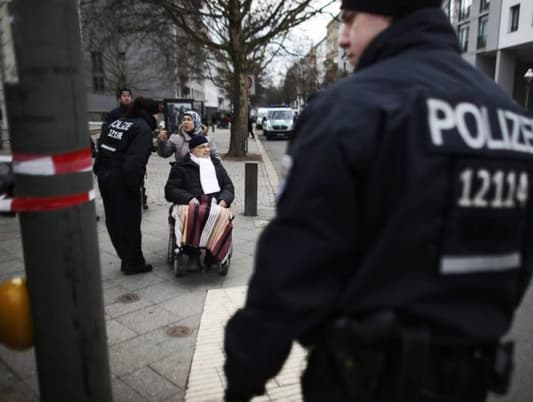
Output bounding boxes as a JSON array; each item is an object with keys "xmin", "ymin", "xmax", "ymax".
[
  {"xmin": 166, "ymin": 325, "xmax": 192, "ymax": 337},
  {"xmin": 117, "ymin": 293, "xmax": 140, "ymax": 303}
]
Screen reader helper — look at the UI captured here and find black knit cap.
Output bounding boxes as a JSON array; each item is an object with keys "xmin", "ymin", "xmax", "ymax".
[
  {"xmin": 189, "ymin": 135, "xmax": 208, "ymax": 150},
  {"xmin": 117, "ymin": 87, "xmax": 133, "ymax": 98},
  {"xmin": 340, "ymin": 0, "xmax": 442, "ymax": 16}
]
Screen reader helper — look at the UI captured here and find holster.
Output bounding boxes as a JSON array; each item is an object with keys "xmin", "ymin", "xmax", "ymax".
[
  {"xmin": 325, "ymin": 312, "xmax": 403, "ymax": 401},
  {"xmin": 323, "ymin": 312, "xmax": 515, "ymax": 401}
]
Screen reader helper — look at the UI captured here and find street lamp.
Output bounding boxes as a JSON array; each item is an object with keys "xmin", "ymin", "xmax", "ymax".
[{"xmin": 525, "ymin": 68, "xmax": 533, "ymax": 110}]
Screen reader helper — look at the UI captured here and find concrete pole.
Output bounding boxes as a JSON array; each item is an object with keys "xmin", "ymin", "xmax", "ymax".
[
  {"xmin": 1, "ymin": 1, "xmax": 112, "ymax": 401},
  {"xmin": 244, "ymin": 162, "xmax": 258, "ymax": 216}
]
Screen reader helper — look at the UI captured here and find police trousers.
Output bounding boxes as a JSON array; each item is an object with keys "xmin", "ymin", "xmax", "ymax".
[{"xmin": 98, "ymin": 170, "xmax": 145, "ymax": 267}]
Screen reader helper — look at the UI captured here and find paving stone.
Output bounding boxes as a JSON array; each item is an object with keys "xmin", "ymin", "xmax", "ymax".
[
  {"xmin": 106, "ymin": 319, "xmax": 138, "ymax": 346},
  {"xmin": 121, "ymin": 366, "xmax": 180, "ymax": 401},
  {"xmin": 116, "ymin": 305, "xmax": 182, "ymax": 334},
  {"xmin": 112, "ymin": 375, "xmax": 150, "ymax": 402}
]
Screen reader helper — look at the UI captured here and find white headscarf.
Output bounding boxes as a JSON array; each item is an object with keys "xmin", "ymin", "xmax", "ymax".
[{"xmin": 190, "ymin": 154, "xmax": 220, "ymax": 194}]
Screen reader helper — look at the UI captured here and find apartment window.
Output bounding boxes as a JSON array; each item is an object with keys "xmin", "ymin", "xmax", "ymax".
[
  {"xmin": 480, "ymin": 0, "xmax": 490, "ymax": 13},
  {"xmin": 477, "ymin": 16, "xmax": 488, "ymax": 48},
  {"xmin": 509, "ymin": 4, "xmax": 520, "ymax": 32},
  {"xmin": 91, "ymin": 51, "xmax": 105, "ymax": 91},
  {"xmin": 458, "ymin": 24, "xmax": 469, "ymax": 52},
  {"xmin": 458, "ymin": 0, "xmax": 472, "ymax": 21}
]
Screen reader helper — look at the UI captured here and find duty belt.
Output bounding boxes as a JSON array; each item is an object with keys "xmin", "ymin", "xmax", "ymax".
[{"xmin": 322, "ymin": 312, "xmax": 513, "ymax": 402}]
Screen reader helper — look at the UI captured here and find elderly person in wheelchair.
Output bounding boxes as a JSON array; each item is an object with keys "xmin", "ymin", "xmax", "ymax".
[{"xmin": 165, "ymin": 135, "xmax": 235, "ymax": 276}]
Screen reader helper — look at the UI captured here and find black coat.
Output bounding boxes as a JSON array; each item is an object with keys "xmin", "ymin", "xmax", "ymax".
[
  {"xmin": 100, "ymin": 104, "xmax": 130, "ymax": 136},
  {"xmin": 165, "ymin": 154, "xmax": 234, "ymax": 206},
  {"xmin": 224, "ymin": 8, "xmax": 533, "ymax": 398},
  {"xmin": 93, "ymin": 109, "xmax": 154, "ymax": 187}
]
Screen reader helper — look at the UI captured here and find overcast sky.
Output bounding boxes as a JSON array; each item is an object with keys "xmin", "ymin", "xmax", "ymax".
[{"xmin": 268, "ymin": 1, "xmax": 340, "ymax": 85}]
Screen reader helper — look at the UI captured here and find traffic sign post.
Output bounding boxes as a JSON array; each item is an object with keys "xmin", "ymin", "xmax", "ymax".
[{"xmin": 247, "ymin": 74, "xmax": 256, "ymax": 96}]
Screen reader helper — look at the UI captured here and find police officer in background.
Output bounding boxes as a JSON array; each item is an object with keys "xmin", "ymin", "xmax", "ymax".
[
  {"xmin": 224, "ymin": 1, "xmax": 533, "ymax": 401},
  {"xmin": 104, "ymin": 87, "xmax": 134, "ymax": 130},
  {"xmin": 103, "ymin": 87, "xmax": 150, "ymax": 209},
  {"xmin": 94, "ymin": 97, "xmax": 160, "ymax": 275}
]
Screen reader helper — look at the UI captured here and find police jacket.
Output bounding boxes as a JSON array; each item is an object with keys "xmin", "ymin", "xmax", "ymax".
[
  {"xmin": 93, "ymin": 109, "xmax": 155, "ymax": 187},
  {"xmin": 164, "ymin": 154, "xmax": 234, "ymax": 206},
  {"xmin": 100, "ymin": 104, "xmax": 130, "ymax": 136},
  {"xmin": 224, "ymin": 8, "xmax": 533, "ymax": 397}
]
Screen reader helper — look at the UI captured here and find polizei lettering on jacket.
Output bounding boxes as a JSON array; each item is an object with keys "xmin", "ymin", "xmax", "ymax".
[
  {"xmin": 106, "ymin": 120, "xmax": 134, "ymax": 141},
  {"xmin": 427, "ymin": 98, "xmax": 533, "ymax": 156}
]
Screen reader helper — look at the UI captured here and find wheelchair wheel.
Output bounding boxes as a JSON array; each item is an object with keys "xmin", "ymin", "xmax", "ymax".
[
  {"xmin": 174, "ymin": 253, "xmax": 186, "ymax": 277},
  {"xmin": 218, "ymin": 246, "xmax": 232, "ymax": 276},
  {"xmin": 167, "ymin": 224, "xmax": 176, "ymax": 265}
]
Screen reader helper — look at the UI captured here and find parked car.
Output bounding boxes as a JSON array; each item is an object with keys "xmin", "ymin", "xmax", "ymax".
[{"xmin": 263, "ymin": 108, "xmax": 295, "ymax": 140}]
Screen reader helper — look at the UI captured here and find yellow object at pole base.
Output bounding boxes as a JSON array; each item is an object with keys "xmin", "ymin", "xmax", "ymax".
[{"xmin": 0, "ymin": 277, "xmax": 33, "ymax": 350}]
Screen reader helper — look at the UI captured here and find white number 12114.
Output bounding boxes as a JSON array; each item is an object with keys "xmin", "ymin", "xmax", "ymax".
[{"xmin": 457, "ymin": 169, "xmax": 528, "ymax": 208}]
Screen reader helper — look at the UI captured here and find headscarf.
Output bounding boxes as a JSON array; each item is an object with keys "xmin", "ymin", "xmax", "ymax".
[{"xmin": 183, "ymin": 110, "xmax": 203, "ymax": 136}]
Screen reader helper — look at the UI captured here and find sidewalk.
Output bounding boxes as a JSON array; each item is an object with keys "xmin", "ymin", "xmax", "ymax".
[{"xmin": 0, "ymin": 128, "xmax": 306, "ymax": 401}]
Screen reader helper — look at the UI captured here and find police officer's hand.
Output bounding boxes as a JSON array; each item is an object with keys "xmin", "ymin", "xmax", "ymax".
[
  {"xmin": 158, "ymin": 129, "xmax": 168, "ymax": 141},
  {"xmin": 189, "ymin": 197, "xmax": 199, "ymax": 206},
  {"xmin": 218, "ymin": 200, "xmax": 228, "ymax": 208}
]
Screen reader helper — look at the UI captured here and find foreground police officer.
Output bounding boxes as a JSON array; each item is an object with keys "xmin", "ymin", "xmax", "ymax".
[
  {"xmin": 94, "ymin": 97, "xmax": 159, "ymax": 275},
  {"xmin": 224, "ymin": 1, "xmax": 533, "ymax": 401}
]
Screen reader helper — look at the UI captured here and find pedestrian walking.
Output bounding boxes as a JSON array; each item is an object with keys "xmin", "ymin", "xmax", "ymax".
[
  {"xmin": 247, "ymin": 114, "xmax": 255, "ymax": 139},
  {"xmin": 211, "ymin": 114, "xmax": 217, "ymax": 133},
  {"xmin": 93, "ymin": 97, "xmax": 161, "ymax": 275},
  {"xmin": 224, "ymin": 1, "xmax": 533, "ymax": 401}
]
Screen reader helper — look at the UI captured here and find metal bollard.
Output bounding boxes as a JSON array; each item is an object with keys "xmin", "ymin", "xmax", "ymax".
[{"xmin": 244, "ymin": 162, "xmax": 258, "ymax": 216}]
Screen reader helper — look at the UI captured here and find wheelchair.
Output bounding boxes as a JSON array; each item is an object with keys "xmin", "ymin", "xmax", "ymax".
[{"xmin": 166, "ymin": 199, "xmax": 233, "ymax": 277}]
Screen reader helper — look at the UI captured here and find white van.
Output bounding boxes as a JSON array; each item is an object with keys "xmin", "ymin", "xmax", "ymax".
[{"xmin": 262, "ymin": 107, "xmax": 295, "ymax": 140}]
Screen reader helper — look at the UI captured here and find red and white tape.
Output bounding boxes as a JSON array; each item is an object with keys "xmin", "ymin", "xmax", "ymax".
[
  {"xmin": 0, "ymin": 190, "xmax": 95, "ymax": 213},
  {"xmin": 12, "ymin": 148, "xmax": 92, "ymax": 175},
  {"xmin": 0, "ymin": 148, "xmax": 95, "ymax": 213}
]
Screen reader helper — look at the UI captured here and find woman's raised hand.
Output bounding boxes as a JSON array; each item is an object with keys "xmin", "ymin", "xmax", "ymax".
[{"xmin": 158, "ymin": 129, "xmax": 168, "ymax": 141}]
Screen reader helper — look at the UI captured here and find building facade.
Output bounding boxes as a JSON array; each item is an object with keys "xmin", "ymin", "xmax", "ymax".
[
  {"xmin": 79, "ymin": 0, "xmax": 228, "ymax": 122},
  {"xmin": 450, "ymin": 0, "xmax": 533, "ymax": 110}
]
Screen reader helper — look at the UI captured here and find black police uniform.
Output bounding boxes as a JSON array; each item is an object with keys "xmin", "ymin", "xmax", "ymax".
[
  {"xmin": 104, "ymin": 103, "xmax": 150, "ymax": 209},
  {"xmin": 94, "ymin": 108, "xmax": 154, "ymax": 272},
  {"xmin": 224, "ymin": 8, "xmax": 533, "ymax": 402}
]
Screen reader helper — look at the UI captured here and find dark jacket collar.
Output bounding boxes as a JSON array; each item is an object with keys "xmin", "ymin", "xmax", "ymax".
[{"xmin": 355, "ymin": 8, "xmax": 460, "ymax": 73}]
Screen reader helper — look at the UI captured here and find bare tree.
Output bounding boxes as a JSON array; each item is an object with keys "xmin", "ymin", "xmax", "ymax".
[
  {"xmin": 112, "ymin": 0, "xmax": 335, "ymax": 157},
  {"xmin": 79, "ymin": 0, "xmax": 206, "ymax": 97}
]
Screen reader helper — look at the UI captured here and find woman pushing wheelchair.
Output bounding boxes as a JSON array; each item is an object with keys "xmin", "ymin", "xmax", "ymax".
[{"xmin": 165, "ymin": 135, "xmax": 235, "ymax": 276}]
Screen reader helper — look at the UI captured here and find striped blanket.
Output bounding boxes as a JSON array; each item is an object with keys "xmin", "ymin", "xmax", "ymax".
[{"xmin": 171, "ymin": 196, "xmax": 233, "ymax": 264}]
